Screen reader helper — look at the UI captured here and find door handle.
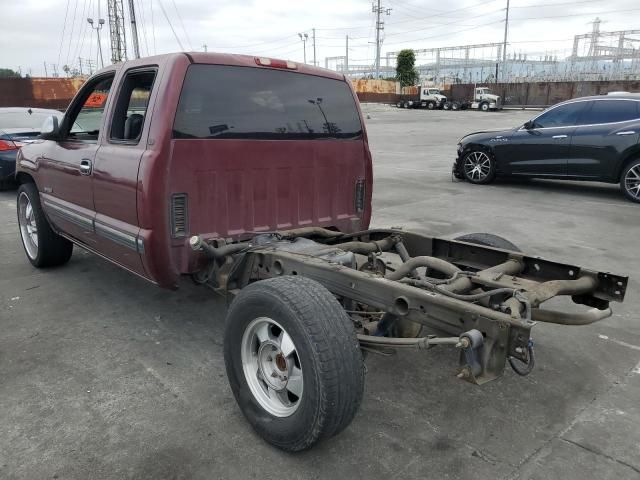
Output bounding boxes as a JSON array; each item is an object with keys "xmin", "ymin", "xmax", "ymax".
[
  {"xmin": 616, "ymin": 131, "xmax": 636, "ymax": 136},
  {"xmin": 552, "ymin": 135, "xmax": 568, "ymax": 139},
  {"xmin": 79, "ymin": 159, "xmax": 92, "ymax": 175}
]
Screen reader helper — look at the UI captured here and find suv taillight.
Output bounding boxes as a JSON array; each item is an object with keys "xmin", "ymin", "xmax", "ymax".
[{"xmin": 0, "ymin": 139, "xmax": 18, "ymax": 151}]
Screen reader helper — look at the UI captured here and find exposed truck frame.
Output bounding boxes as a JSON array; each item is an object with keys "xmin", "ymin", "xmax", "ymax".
[{"xmin": 191, "ymin": 226, "xmax": 626, "ymax": 383}]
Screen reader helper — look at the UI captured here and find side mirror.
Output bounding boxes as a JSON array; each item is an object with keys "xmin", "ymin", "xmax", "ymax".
[
  {"xmin": 523, "ymin": 120, "xmax": 535, "ymax": 130},
  {"xmin": 40, "ymin": 115, "xmax": 60, "ymax": 139}
]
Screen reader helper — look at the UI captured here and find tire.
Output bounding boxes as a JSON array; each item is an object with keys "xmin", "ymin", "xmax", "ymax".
[
  {"xmin": 452, "ymin": 102, "xmax": 460, "ymax": 111},
  {"xmin": 396, "ymin": 101, "xmax": 403, "ymax": 108},
  {"xmin": 17, "ymin": 183, "xmax": 73, "ymax": 268},
  {"xmin": 403, "ymin": 101, "xmax": 409, "ymax": 109},
  {"xmin": 224, "ymin": 276, "xmax": 365, "ymax": 451},
  {"xmin": 426, "ymin": 101, "xmax": 435, "ymax": 110},
  {"xmin": 480, "ymin": 102, "xmax": 490, "ymax": 112},
  {"xmin": 443, "ymin": 102, "xmax": 451, "ymax": 111},
  {"xmin": 620, "ymin": 159, "xmax": 640, "ymax": 203},
  {"xmin": 461, "ymin": 149, "xmax": 496, "ymax": 184},
  {"xmin": 454, "ymin": 233, "xmax": 521, "ymax": 252}
]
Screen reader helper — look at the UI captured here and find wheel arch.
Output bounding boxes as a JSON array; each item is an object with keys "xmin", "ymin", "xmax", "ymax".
[
  {"xmin": 16, "ymin": 171, "xmax": 36, "ymax": 185},
  {"xmin": 615, "ymin": 149, "xmax": 640, "ymax": 182}
]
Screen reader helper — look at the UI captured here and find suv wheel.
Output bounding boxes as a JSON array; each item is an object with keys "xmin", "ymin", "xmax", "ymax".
[
  {"xmin": 462, "ymin": 150, "xmax": 496, "ymax": 184},
  {"xmin": 621, "ymin": 159, "xmax": 640, "ymax": 203},
  {"xmin": 17, "ymin": 183, "xmax": 73, "ymax": 267}
]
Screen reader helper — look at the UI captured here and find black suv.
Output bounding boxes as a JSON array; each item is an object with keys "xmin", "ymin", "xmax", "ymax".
[{"xmin": 453, "ymin": 94, "xmax": 640, "ymax": 202}]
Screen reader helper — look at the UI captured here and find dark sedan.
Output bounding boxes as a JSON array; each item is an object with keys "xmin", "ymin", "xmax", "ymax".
[
  {"xmin": 453, "ymin": 94, "xmax": 640, "ymax": 203},
  {"xmin": 0, "ymin": 108, "xmax": 63, "ymax": 189}
]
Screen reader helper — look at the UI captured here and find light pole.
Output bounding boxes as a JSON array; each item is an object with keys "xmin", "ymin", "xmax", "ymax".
[
  {"xmin": 298, "ymin": 33, "xmax": 308, "ymax": 64},
  {"xmin": 87, "ymin": 17, "xmax": 106, "ymax": 69}
]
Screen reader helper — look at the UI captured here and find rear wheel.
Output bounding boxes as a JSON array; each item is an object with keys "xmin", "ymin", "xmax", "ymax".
[
  {"xmin": 454, "ymin": 233, "xmax": 521, "ymax": 252},
  {"xmin": 17, "ymin": 183, "xmax": 73, "ymax": 267},
  {"xmin": 452, "ymin": 102, "xmax": 460, "ymax": 111},
  {"xmin": 461, "ymin": 150, "xmax": 496, "ymax": 184},
  {"xmin": 443, "ymin": 102, "xmax": 451, "ymax": 111},
  {"xmin": 224, "ymin": 276, "xmax": 364, "ymax": 451},
  {"xmin": 621, "ymin": 159, "xmax": 640, "ymax": 203}
]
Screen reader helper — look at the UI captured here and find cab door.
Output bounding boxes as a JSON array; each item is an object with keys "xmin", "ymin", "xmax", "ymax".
[
  {"xmin": 502, "ymin": 101, "xmax": 588, "ymax": 177},
  {"xmin": 569, "ymin": 99, "xmax": 640, "ymax": 180},
  {"xmin": 38, "ymin": 74, "xmax": 115, "ymax": 247},
  {"xmin": 91, "ymin": 67, "xmax": 158, "ymax": 277}
]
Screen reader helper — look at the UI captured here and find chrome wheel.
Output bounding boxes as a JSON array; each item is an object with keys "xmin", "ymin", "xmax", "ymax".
[
  {"xmin": 464, "ymin": 151, "xmax": 492, "ymax": 182},
  {"xmin": 624, "ymin": 165, "xmax": 640, "ymax": 200},
  {"xmin": 241, "ymin": 317, "xmax": 303, "ymax": 417},
  {"xmin": 18, "ymin": 192, "xmax": 38, "ymax": 260}
]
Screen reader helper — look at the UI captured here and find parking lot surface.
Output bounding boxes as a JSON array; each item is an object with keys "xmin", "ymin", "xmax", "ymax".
[{"xmin": 1, "ymin": 106, "xmax": 639, "ymax": 479}]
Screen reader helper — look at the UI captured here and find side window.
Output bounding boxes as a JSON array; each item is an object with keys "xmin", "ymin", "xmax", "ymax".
[
  {"xmin": 533, "ymin": 102, "xmax": 586, "ymax": 128},
  {"xmin": 580, "ymin": 100, "xmax": 640, "ymax": 125},
  {"xmin": 66, "ymin": 75, "xmax": 114, "ymax": 141},
  {"xmin": 110, "ymin": 69, "xmax": 156, "ymax": 142}
]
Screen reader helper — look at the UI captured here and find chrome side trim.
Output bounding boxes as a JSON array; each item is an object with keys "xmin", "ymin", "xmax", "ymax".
[
  {"xmin": 43, "ymin": 199, "xmax": 94, "ymax": 231},
  {"xmin": 43, "ymin": 199, "xmax": 144, "ymax": 253},
  {"xmin": 94, "ymin": 221, "xmax": 139, "ymax": 252},
  {"xmin": 58, "ymin": 231, "xmax": 157, "ymax": 286}
]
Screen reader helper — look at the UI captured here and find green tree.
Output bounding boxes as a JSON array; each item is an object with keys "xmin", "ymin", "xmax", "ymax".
[
  {"xmin": 0, "ymin": 68, "xmax": 21, "ymax": 78},
  {"xmin": 395, "ymin": 49, "xmax": 419, "ymax": 87}
]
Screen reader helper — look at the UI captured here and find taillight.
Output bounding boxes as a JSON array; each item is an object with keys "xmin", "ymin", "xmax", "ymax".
[
  {"xmin": 255, "ymin": 57, "xmax": 297, "ymax": 70},
  {"xmin": 0, "ymin": 139, "xmax": 18, "ymax": 151}
]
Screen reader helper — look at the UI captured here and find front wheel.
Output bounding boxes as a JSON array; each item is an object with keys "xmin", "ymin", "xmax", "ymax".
[
  {"xmin": 621, "ymin": 159, "xmax": 640, "ymax": 203},
  {"xmin": 224, "ymin": 276, "xmax": 365, "ymax": 451},
  {"xmin": 17, "ymin": 183, "xmax": 73, "ymax": 267},
  {"xmin": 480, "ymin": 102, "xmax": 490, "ymax": 112},
  {"xmin": 426, "ymin": 101, "xmax": 435, "ymax": 110},
  {"xmin": 461, "ymin": 150, "xmax": 496, "ymax": 184}
]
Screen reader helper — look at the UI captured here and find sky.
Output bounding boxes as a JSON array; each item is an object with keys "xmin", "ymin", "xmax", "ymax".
[{"xmin": 0, "ymin": 0, "xmax": 639, "ymax": 76}]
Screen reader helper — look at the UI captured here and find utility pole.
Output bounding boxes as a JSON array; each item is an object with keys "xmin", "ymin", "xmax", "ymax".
[
  {"xmin": 202, "ymin": 44, "xmax": 208, "ymax": 52},
  {"xmin": 43, "ymin": 62, "xmax": 48, "ymax": 77},
  {"xmin": 298, "ymin": 33, "xmax": 308, "ymax": 63},
  {"xmin": 78, "ymin": 57, "xmax": 83, "ymax": 76},
  {"xmin": 127, "ymin": 0, "xmax": 141, "ymax": 58},
  {"xmin": 345, "ymin": 35, "xmax": 349, "ymax": 74},
  {"xmin": 502, "ymin": 0, "xmax": 510, "ymax": 82},
  {"xmin": 312, "ymin": 28, "xmax": 317, "ymax": 66},
  {"xmin": 373, "ymin": 1, "xmax": 391, "ymax": 79}
]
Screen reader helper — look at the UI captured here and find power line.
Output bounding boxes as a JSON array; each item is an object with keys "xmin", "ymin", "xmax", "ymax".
[
  {"xmin": 171, "ymin": 0, "xmax": 192, "ymax": 50},
  {"xmin": 157, "ymin": 0, "xmax": 184, "ymax": 50},
  {"xmin": 65, "ymin": 0, "xmax": 80, "ymax": 67},
  {"xmin": 57, "ymin": 0, "xmax": 72, "ymax": 68}
]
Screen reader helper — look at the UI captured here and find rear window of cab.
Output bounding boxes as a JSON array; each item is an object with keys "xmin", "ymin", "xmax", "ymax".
[{"xmin": 173, "ymin": 64, "xmax": 363, "ymax": 140}]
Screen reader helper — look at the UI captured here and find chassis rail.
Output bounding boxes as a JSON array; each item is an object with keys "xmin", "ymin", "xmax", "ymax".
[{"xmin": 190, "ymin": 228, "xmax": 628, "ymax": 385}]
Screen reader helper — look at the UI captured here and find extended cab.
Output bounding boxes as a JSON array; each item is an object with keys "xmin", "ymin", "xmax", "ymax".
[{"xmin": 15, "ymin": 53, "xmax": 628, "ymax": 452}]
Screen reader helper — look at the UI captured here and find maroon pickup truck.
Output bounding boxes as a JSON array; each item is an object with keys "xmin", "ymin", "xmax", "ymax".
[{"xmin": 15, "ymin": 52, "xmax": 628, "ymax": 451}]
